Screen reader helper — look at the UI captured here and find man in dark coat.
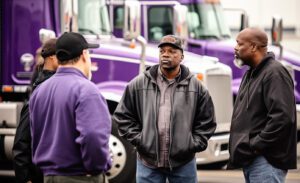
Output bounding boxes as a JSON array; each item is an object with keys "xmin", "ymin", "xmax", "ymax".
[
  {"xmin": 13, "ymin": 38, "xmax": 59, "ymax": 183},
  {"xmin": 113, "ymin": 35, "xmax": 216, "ymax": 183},
  {"xmin": 228, "ymin": 28, "xmax": 297, "ymax": 183}
]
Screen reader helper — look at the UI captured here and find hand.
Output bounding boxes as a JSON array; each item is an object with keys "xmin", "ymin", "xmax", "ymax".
[{"xmin": 253, "ymin": 150, "xmax": 260, "ymax": 155}]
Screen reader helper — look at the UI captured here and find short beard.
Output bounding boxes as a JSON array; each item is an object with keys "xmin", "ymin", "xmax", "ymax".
[{"xmin": 233, "ymin": 58, "xmax": 245, "ymax": 69}]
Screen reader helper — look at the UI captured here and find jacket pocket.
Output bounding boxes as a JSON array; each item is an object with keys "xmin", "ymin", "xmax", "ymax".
[
  {"xmin": 136, "ymin": 130, "xmax": 156, "ymax": 159},
  {"xmin": 230, "ymin": 133, "xmax": 255, "ymax": 164},
  {"xmin": 170, "ymin": 133, "xmax": 195, "ymax": 161}
]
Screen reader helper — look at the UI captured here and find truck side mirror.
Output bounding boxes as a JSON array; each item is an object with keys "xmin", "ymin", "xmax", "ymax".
[
  {"xmin": 123, "ymin": 0, "xmax": 141, "ymax": 40},
  {"xmin": 240, "ymin": 12, "xmax": 249, "ymax": 31},
  {"xmin": 173, "ymin": 4, "xmax": 188, "ymax": 41},
  {"xmin": 271, "ymin": 15, "xmax": 283, "ymax": 60},
  {"xmin": 224, "ymin": 8, "xmax": 248, "ymax": 32},
  {"xmin": 34, "ymin": 29, "xmax": 56, "ymax": 71},
  {"xmin": 271, "ymin": 16, "xmax": 283, "ymax": 46},
  {"xmin": 39, "ymin": 29, "xmax": 56, "ymax": 44}
]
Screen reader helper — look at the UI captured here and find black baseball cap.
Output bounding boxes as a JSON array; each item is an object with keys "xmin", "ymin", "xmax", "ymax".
[
  {"xmin": 56, "ymin": 32, "xmax": 99, "ymax": 61},
  {"xmin": 41, "ymin": 38, "xmax": 57, "ymax": 58},
  {"xmin": 158, "ymin": 35, "xmax": 183, "ymax": 52}
]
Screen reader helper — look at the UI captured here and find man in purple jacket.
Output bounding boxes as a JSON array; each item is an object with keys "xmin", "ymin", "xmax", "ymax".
[{"xmin": 29, "ymin": 32, "xmax": 112, "ymax": 183}]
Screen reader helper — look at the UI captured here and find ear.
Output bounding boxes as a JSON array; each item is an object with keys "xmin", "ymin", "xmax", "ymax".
[
  {"xmin": 181, "ymin": 54, "xmax": 184, "ymax": 60},
  {"xmin": 48, "ymin": 55, "xmax": 56, "ymax": 61},
  {"xmin": 82, "ymin": 50, "xmax": 88, "ymax": 63},
  {"xmin": 251, "ymin": 44, "xmax": 257, "ymax": 52}
]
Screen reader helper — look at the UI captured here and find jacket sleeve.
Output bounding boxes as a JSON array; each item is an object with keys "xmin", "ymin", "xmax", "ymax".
[
  {"xmin": 12, "ymin": 103, "xmax": 42, "ymax": 183},
  {"xmin": 249, "ymin": 70, "xmax": 296, "ymax": 153},
  {"xmin": 192, "ymin": 83, "xmax": 217, "ymax": 152},
  {"xmin": 112, "ymin": 83, "xmax": 142, "ymax": 147},
  {"xmin": 75, "ymin": 93, "xmax": 112, "ymax": 174}
]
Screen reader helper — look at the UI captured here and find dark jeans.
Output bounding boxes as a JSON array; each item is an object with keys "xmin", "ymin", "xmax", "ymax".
[
  {"xmin": 44, "ymin": 174, "xmax": 108, "ymax": 183},
  {"xmin": 136, "ymin": 158, "xmax": 197, "ymax": 183},
  {"xmin": 243, "ymin": 156, "xmax": 287, "ymax": 183}
]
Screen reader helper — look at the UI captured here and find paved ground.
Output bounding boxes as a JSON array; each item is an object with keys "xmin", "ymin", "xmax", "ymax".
[
  {"xmin": 198, "ymin": 169, "xmax": 300, "ymax": 183},
  {"xmin": 1, "ymin": 166, "xmax": 299, "ymax": 183},
  {"xmin": 197, "ymin": 156, "xmax": 300, "ymax": 183}
]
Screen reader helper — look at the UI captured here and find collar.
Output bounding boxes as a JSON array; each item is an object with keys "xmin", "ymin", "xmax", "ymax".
[
  {"xmin": 249, "ymin": 52, "xmax": 275, "ymax": 75},
  {"xmin": 56, "ymin": 67, "xmax": 87, "ymax": 79},
  {"xmin": 157, "ymin": 66, "xmax": 181, "ymax": 83}
]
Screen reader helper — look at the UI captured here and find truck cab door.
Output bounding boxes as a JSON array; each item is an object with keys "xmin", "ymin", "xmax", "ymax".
[
  {"xmin": 185, "ymin": 8, "xmax": 206, "ymax": 55},
  {"xmin": 3, "ymin": 0, "xmax": 55, "ymax": 87}
]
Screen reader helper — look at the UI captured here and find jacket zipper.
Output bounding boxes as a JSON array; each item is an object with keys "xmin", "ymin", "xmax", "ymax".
[
  {"xmin": 246, "ymin": 70, "xmax": 254, "ymax": 109},
  {"xmin": 168, "ymin": 82, "xmax": 181, "ymax": 170},
  {"xmin": 155, "ymin": 84, "xmax": 160, "ymax": 165}
]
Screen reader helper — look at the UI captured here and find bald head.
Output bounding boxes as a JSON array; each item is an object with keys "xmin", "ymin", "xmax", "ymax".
[
  {"xmin": 239, "ymin": 28, "xmax": 268, "ymax": 50},
  {"xmin": 234, "ymin": 27, "xmax": 269, "ymax": 68}
]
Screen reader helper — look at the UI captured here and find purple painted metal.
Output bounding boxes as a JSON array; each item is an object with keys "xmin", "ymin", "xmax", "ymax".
[
  {"xmin": 2, "ymin": 0, "xmax": 56, "ymax": 86},
  {"xmin": 127, "ymin": 0, "xmax": 300, "ymax": 102}
]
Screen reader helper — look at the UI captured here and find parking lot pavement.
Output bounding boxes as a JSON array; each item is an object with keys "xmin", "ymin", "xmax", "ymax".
[
  {"xmin": 197, "ymin": 164, "xmax": 300, "ymax": 183},
  {"xmin": 197, "ymin": 156, "xmax": 300, "ymax": 183}
]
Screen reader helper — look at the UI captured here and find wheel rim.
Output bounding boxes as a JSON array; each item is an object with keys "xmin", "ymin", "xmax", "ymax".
[{"xmin": 106, "ymin": 135, "xmax": 127, "ymax": 179}]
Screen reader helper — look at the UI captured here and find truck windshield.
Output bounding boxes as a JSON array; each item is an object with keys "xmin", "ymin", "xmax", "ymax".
[
  {"xmin": 186, "ymin": 3, "xmax": 231, "ymax": 39},
  {"xmin": 77, "ymin": 0, "xmax": 111, "ymax": 35}
]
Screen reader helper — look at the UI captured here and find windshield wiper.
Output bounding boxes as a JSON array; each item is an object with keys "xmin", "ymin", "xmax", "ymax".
[
  {"xmin": 221, "ymin": 34, "xmax": 231, "ymax": 39},
  {"xmin": 79, "ymin": 27, "xmax": 112, "ymax": 35},
  {"xmin": 79, "ymin": 28, "xmax": 98, "ymax": 35},
  {"xmin": 198, "ymin": 35, "xmax": 220, "ymax": 40},
  {"xmin": 99, "ymin": 28, "xmax": 112, "ymax": 34}
]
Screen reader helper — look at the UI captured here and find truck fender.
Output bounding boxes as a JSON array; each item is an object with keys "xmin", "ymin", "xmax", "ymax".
[{"xmin": 96, "ymin": 81, "xmax": 136, "ymax": 183}]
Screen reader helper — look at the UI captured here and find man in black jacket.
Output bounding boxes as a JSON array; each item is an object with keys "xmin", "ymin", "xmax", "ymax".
[
  {"xmin": 113, "ymin": 35, "xmax": 216, "ymax": 183},
  {"xmin": 228, "ymin": 28, "xmax": 297, "ymax": 183},
  {"xmin": 13, "ymin": 38, "xmax": 59, "ymax": 183}
]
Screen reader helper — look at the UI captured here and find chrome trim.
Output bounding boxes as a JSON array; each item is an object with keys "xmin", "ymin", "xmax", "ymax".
[
  {"xmin": 90, "ymin": 54, "xmax": 155, "ymax": 66},
  {"xmin": 0, "ymin": 129, "xmax": 16, "ymax": 135},
  {"xmin": 195, "ymin": 134, "xmax": 229, "ymax": 164}
]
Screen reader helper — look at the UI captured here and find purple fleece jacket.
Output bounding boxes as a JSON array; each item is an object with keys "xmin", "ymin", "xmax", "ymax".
[{"xmin": 29, "ymin": 67, "xmax": 111, "ymax": 175}]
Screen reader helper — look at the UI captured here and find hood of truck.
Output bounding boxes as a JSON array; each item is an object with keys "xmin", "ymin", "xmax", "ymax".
[
  {"xmin": 204, "ymin": 39, "xmax": 300, "ymax": 66},
  {"xmin": 199, "ymin": 39, "xmax": 300, "ymax": 102},
  {"xmin": 93, "ymin": 37, "xmax": 225, "ymax": 68}
]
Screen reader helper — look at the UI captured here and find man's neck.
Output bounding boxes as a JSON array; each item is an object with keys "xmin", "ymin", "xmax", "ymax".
[
  {"xmin": 58, "ymin": 63, "xmax": 86, "ymax": 76},
  {"xmin": 251, "ymin": 52, "xmax": 267, "ymax": 68},
  {"xmin": 160, "ymin": 67, "xmax": 180, "ymax": 80},
  {"xmin": 43, "ymin": 59, "xmax": 56, "ymax": 71}
]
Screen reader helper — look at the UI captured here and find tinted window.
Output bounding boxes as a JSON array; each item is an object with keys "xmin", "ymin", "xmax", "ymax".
[
  {"xmin": 114, "ymin": 6, "xmax": 124, "ymax": 29},
  {"xmin": 148, "ymin": 7, "xmax": 173, "ymax": 41}
]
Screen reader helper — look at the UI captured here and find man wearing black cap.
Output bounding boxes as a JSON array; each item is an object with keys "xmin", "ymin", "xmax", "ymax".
[
  {"xmin": 13, "ymin": 38, "xmax": 59, "ymax": 183},
  {"xmin": 113, "ymin": 35, "xmax": 216, "ymax": 183},
  {"xmin": 29, "ymin": 32, "xmax": 111, "ymax": 183}
]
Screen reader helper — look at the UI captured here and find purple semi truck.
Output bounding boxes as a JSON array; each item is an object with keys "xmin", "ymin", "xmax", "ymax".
[
  {"xmin": 0, "ymin": 0, "xmax": 234, "ymax": 182},
  {"xmin": 108, "ymin": 0, "xmax": 300, "ymax": 143}
]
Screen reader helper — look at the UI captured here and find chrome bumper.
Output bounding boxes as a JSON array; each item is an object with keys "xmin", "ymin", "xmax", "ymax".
[{"xmin": 195, "ymin": 133, "xmax": 229, "ymax": 164}]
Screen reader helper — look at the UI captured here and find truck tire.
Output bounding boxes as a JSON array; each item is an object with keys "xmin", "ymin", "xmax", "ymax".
[{"xmin": 106, "ymin": 121, "xmax": 136, "ymax": 183}]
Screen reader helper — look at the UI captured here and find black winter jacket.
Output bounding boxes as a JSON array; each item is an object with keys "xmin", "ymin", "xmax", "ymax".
[
  {"xmin": 13, "ymin": 70, "xmax": 55, "ymax": 183},
  {"xmin": 228, "ymin": 52, "xmax": 297, "ymax": 170},
  {"xmin": 113, "ymin": 64, "xmax": 216, "ymax": 168}
]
